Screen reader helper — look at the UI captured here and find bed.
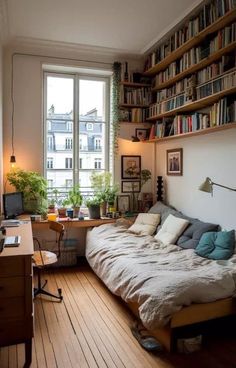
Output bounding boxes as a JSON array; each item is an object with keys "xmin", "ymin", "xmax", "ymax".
[{"xmin": 86, "ymin": 203, "xmax": 236, "ymax": 351}]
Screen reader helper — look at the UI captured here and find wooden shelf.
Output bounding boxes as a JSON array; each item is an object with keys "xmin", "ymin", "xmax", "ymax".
[
  {"xmin": 147, "ymin": 86, "xmax": 236, "ymax": 120},
  {"xmin": 119, "ymin": 121, "xmax": 152, "ymax": 124},
  {"xmin": 144, "ymin": 122, "xmax": 236, "ymax": 143},
  {"xmin": 144, "ymin": 8, "xmax": 236, "ymax": 76},
  {"xmin": 152, "ymin": 42, "xmax": 236, "ymax": 91},
  {"xmin": 119, "ymin": 104, "xmax": 149, "ymax": 108},
  {"xmin": 120, "ymin": 81, "xmax": 151, "ymax": 88}
]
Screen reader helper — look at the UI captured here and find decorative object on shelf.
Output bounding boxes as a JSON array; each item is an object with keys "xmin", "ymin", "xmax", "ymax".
[
  {"xmin": 166, "ymin": 148, "xmax": 183, "ymax": 176},
  {"xmin": 121, "ymin": 155, "xmax": 141, "ymax": 179},
  {"xmin": 112, "ymin": 62, "xmax": 121, "ymax": 154},
  {"xmin": 199, "ymin": 177, "xmax": 236, "ymax": 195},
  {"xmin": 157, "ymin": 176, "xmax": 164, "ymax": 201},
  {"xmin": 124, "ymin": 62, "xmax": 129, "ymax": 81},
  {"xmin": 135, "ymin": 128, "xmax": 150, "ymax": 141},
  {"xmin": 116, "ymin": 195, "xmax": 130, "ymax": 214}
]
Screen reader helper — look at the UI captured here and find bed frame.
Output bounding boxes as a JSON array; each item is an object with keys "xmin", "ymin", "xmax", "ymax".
[{"xmin": 127, "ymin": 297, "xmax": 236, "ymax": 351}]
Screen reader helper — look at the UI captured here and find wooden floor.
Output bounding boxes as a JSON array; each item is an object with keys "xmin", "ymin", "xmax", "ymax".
[{"xmin": 1, "ymin": 265, "xmax": 236, "ymax": 368}]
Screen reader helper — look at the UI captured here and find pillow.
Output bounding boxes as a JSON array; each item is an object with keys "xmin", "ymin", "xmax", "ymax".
[
  {"xmin": 154, "ymin": 214, "xmax": 189, "ymax": 245},
  {"xmin": 177, "ymin": 219, "xmax": 219, "ymax": 249},
  {"xmin": 195, "ymin": 230, "xmax": 235, "ymax": 260},
  {"xmin": 128, "ymin": 213, "xmax": 161, "ymax": 235}
]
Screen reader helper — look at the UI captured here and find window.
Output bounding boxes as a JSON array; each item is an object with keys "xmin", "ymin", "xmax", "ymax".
[
  {"xmin": 47, "ymin": 158, "xmax": 53, "ymax": 169},
  {"xmin": 65, "ymin": 157, "xmax": 73, "ymax": 169},
  {"xmin": 44, "ymin": 73, "xmax": 111, "ymax": 197},
  {"xmin": 94, "ymin": 138, "xmax": 101, "ymax": 150},
  {"xmin": 47, "ymin": 136, "xmax": 54, "ymax": 150},
  {"xmin": 65, "ymin": 138, "xmax": 73, "ymax": 150},
  {"xmin": 94, "ymin": 158, "xmax": 102, "ymax": 169},
  {"xmin": 47, "ymin": 179, "xmax": 53, "ymax": 187}
]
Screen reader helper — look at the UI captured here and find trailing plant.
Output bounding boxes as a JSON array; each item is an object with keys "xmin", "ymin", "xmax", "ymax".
[
  {"xmin": 112, "ymin": 62, "xmax": 121, "ymax": 154},
  {"xmin": 7, "ymin": 168, "xmax": 48, "ymax": 214}
]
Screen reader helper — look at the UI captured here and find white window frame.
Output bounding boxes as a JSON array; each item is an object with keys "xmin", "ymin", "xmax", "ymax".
[{"xmin": 44, "ymin": 72, "xmax": 111, "ymax": 192}]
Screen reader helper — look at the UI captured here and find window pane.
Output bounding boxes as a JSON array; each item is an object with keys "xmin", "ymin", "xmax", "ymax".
[
  {"xmin": 78, "ymin": 79, "xmax": 106, "ymax": 191},
  {"xmin": 46, "ymin": 75, "xmax": 74, "ymax": 198}
]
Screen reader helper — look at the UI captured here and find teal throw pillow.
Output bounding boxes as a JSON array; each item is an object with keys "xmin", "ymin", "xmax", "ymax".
[{"xmin": 195, "ymin": 230, "xmax": 235, "ymax": 260}]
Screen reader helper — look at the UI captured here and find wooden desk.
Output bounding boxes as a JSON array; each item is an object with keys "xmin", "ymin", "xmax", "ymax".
[
  {"xmin": 0, "ymin": 221, "xmax": 33, "ymax": 367},
  {"xmin": 31, "ymin": 217, "xmax": 116, "ymax": 230}
]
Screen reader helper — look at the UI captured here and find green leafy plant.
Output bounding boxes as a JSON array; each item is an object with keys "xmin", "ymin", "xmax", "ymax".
[
  {"xmin": 64, "ymin": 184, "xmax": 83, "ymax": 208},
  {"xmin": 90, "ymin": 171, "xmax": 119, "ymax": 204},
  {"xmin": 85, "ymin": 197, "xmax": 102, "ymax": 207},
  {"xmin": 7, "ymin": 168, "xmax": 48, "ymax": 214},
  {"xmin": 141, "ymin": 169, "xmax": 152, "ymax": 188}
]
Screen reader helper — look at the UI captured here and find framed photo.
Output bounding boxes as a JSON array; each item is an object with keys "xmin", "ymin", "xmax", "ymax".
[
  {"xmin": 135, "ymin": 128, "xmax": 150, "ymax": 141},
  {"xmin": 116, "ymin": 195, "xmax": 130, "ymax": 213},
  {"xmin": 121, "ymin": 181, "xmax": 141, "ymax": 193},
  {"xmin": 166, "ymin": 148, "xmax": 183, "ymax": 176},
  {"xmin": 121, "ymin": 155, "xmax": 141, "ymax": 179}
]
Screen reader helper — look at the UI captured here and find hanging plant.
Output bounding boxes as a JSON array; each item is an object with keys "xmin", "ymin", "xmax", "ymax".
[{"xmin": 112, "ymin": 62, "xmax": 121, "ymax": 154}]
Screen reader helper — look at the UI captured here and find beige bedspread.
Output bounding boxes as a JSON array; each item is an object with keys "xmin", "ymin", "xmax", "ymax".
[{"xmin": 86, "ymin": 223, "xmax": 236, "ymax": 329}]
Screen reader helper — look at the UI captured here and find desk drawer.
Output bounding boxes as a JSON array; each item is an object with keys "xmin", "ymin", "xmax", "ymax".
[
  {"xmin": 0, "ymin": 277, "xmax": 25, "ymax": 298},
  {"xmin": 0, "ymin": 257, "xmax": 25, "ymax": 277},
  {"xmin": 0, "ymin": 297, "xmax": 25, "ymax": 319},
  {"xmin": 0, "ymin": 317, "xmax": 33, "ymax": 346}
]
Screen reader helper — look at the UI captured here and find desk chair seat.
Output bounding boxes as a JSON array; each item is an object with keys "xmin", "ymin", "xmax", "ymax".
[{"xmin": 33, "ymin": 221, "xmax": 64, "ymax": 301}]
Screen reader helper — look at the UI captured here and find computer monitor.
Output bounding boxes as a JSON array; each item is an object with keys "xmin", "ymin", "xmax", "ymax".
[{"xmin": 3, "ymin": 192, "xmax": 24, "ymax": 219}]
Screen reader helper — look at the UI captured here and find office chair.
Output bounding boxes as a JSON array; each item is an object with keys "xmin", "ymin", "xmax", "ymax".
[{"xmin": 33, "ymin": 221, "xmax": 64, "ymax": 301}]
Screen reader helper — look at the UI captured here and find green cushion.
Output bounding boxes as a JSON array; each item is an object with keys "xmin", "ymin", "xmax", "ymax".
[{"xmin": 195, "ymin": 230, "xmax": 235, "ymax": 260}]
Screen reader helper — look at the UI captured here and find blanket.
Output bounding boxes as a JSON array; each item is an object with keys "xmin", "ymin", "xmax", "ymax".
[{"xmin": 86, "ymin": 223, "xmax": 236, "ymax": 329}]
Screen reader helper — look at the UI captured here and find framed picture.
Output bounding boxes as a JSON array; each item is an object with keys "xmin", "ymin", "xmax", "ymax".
[
  {"xmin": 135, "ymin": 128, "xmax": 150, "ymax": 141},
  {"xmin": 121, "ymin": 181, "xmax": 141, "ymax": 193},
  {"xmin": 116, "ymin": 195, "xmax": 130, "ymax": 213},
  {"xmin": 166, "ymin": 148, "xmax": 183, "ymax": 176},
  {"xmin": 121, "ymin": 155, "xmax": 141, "ymax": 179}
]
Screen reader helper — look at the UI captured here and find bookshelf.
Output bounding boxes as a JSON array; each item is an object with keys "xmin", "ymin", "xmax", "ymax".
[
  {"xmin": 143, "ymin": 0, "xmax": 236, "ymax": 142},
  {"xmin": 119, "ymin": 78, "xmax": 151, "ymax": 124}
]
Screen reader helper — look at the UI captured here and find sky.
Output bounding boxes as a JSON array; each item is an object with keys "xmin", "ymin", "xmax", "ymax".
[{"xmin": 47, "ymin": 76, "xmax": 104, "ymax": 117}]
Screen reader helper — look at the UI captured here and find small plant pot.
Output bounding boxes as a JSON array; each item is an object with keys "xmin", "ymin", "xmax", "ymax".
[
  {"xmin": 48, "ymin": 205, "xmax": 56, "ymax": 213},
  {"xmin": 58, "ymin": 207, "xmax": 67, "ymax": 218},
  {"xmin": 88, "ymin": 205, "xmax": 100, "ymax": 219}
]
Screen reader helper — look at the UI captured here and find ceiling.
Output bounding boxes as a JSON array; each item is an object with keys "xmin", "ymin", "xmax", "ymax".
[{"xmin": 6, "ymin": 0, "xmax": 201, "ymax": 55}]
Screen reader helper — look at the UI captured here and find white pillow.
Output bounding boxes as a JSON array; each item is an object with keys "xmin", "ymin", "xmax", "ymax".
[
  {"xmin": 154, "ymin": 214, "xmax": 189, "ymax": 245},
  {"xmin": 128, "ymin": 213, "xmax": 161, "ymax": 235}
]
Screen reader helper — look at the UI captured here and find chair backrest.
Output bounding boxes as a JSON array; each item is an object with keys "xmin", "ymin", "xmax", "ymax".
[{"xmin": 49, "ymin": 221, "xmax": 64, "ymax": 258}]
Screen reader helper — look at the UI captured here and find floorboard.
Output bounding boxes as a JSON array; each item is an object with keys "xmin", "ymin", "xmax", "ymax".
[{"xmin": 0, "ymin": 266, "xmax": 236, "ymax": 368}]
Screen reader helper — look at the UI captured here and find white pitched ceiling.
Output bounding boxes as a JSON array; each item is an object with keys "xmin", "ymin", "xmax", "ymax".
[{"xmin": 7, "ymin": 0, "xmax": 201, "ymax": 54}]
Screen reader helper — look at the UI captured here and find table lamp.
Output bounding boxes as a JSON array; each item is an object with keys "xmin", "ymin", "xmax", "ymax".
[{"xmin": 199, "ymin": 177, "xmax": 236, "ymax": 195}]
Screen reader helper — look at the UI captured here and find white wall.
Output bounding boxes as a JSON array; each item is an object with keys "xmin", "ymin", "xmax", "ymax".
[
  {"xmin": 156, "ymin": 129, "xmax": 236, "ymax": 230},
  {"xmin": 0, "ymin": 44, "xmax": 3, "ymax": 202}
]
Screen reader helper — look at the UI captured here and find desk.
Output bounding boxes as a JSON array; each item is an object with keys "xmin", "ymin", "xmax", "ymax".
[
  {"xmin": 0, "ymin": 221, "xmax": 33, "ymax": 367},
  {"xmin": 31, "ymin": 217, "xmax": 116, "ymax": 229}
]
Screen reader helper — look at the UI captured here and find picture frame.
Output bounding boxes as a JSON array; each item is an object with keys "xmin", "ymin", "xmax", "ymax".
[
  {"xmin": 135, "ymin": 128, "xmax": 150, "ymax": 141},
  {"xmin": 121, "ymin": 155, "xmax": 141, "ymax": 179},
  {"xmin": 121, "ymin": 181, "xmax": 141, "ymax": 193},
  {"xmin": 166, "ymin": 148, "xmax": 183, "ymax": 176},
  {"xmin": 116, "ymin": 195, "xmax": 130, "ymax": 213}
]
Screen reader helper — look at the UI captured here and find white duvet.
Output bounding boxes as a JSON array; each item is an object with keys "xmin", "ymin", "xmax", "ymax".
[{"xmin": 86, "ymin": 223, "xmax": 236, "ymax": 329}]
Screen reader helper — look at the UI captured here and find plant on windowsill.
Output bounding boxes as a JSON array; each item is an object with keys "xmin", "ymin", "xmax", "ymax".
[
  {"xmin": 6, "ymin": 168, "xmax": 48, "ymax": 215},
  {"xmin": 63, "ymin": 184, "xmax": 83, "ymax": 218},
  {"xmin": 85, "ymin": 197, "xmax": 102, "ymax": 219},
  {"xmin": 48, "ymin": 188, "xmax": 60, "ymax": 213}
]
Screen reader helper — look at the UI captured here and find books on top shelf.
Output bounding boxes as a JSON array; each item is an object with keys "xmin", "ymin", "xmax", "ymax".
[{"xmin": 144, "ymin": 0, "xmax": 236, "ymax": 71}]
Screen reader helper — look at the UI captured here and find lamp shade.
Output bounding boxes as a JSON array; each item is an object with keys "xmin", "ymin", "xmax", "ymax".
[
  {"xmin": 199, "ymin": 177, "xmax": 213, "ymax": 193},
  {"xmin": 10, "ymin": 155, "xmax": 16, "ymax": 163}
]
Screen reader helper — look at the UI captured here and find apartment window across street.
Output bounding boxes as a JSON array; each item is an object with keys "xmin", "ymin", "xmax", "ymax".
[
  {"xmin": 44, "ymin": 72, "xmax": 111, "ymax": 200},
  {"xmin": 65, "ymin": 157, "xmax": 73, "ymax": 169}
]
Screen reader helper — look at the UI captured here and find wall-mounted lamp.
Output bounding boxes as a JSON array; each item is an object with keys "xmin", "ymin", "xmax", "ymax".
[
  {"xmin": 199, "ymin": 177, "xmax": 236, "ymax": 195},
  {"xmin": 10, "ymin": 54, "xmax": 16, "ymax": 168}
]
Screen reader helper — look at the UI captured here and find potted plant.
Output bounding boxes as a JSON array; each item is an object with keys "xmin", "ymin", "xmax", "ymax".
[
  {"xmin": 48, "ymin": 188, "xmax": 59, "ymax": 213},
  {"xmin": 85, "ymin": 197, "xmax": 102, "ymax": 219},
  {"xmin": 90, "ymin": 172, "xmax": 119, "ymax": 216},
  {"xmin": 66, "ymin": 184, "xmax": 83, "ymax": 218},
  {"xmin": 7, "ymin": 168, "xmax": 48, "ymax": 215}
]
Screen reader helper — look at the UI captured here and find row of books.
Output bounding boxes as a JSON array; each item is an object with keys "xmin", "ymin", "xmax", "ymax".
[
  {"xmin": 144, "ymin": 0, "xmax": 236, "ymax": 71},
  {"xmin": 156, "ymin": 76, "xmax": 193, "ymax": 102},
  {"xmin": 149, "ymin": 93, "xmax": 190, "ymax": 117},
  {"xmin": 120, "ymin": 86, "xmax": 152, "ymax": 105},
  {"xmin": 197, "ymin": 51, "xmax": 236, "ymax": 84},
  {"xmin": 153, "ymin": 22, "xmax": 236, "ymax": 87},
  {"xmin": 196, "ymin": 69, "xmax": 236, "ymax": 99},
  {"xmin": 153, "ymin": 97, "xmax": 236, "ymax": 138},
  {"xmin": 119, "ymin": 108, "xmax": 148, "ymax": 123}
]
